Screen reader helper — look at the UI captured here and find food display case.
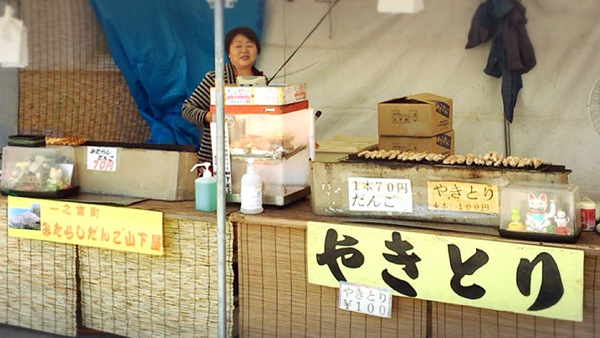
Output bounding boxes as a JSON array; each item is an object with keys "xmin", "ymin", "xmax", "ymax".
[
  {"xmin": 224, "ymin": 106, "xmax": 314, "ymax": 206},
  {"xmin": 1, "ymin": 145, "xmax": 80, "ymax": 198},
  {"xmin": 310, "ymin": 154, "xmax": 572, "ymax": 227}
]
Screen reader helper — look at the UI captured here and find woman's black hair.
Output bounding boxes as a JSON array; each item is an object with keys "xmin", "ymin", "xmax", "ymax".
[{"xmin": 225, "ymin": 26, "xmax": 261, "ymax": 55}]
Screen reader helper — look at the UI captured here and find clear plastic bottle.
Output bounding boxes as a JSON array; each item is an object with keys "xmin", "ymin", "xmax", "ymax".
[{"xmin": 240, "ymin": 159, "xmax": 263, "ymax": 214}]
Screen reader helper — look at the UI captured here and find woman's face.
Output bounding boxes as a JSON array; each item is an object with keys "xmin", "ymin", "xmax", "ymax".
[{"xmin": 228, "ymin": 33, "xmax": 258, "ymax": 72}]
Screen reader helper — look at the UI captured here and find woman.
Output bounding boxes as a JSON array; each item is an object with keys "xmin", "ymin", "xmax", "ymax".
[{"xmin": 182, "ymin": 26, "xmax": 264, "ymax": 164}]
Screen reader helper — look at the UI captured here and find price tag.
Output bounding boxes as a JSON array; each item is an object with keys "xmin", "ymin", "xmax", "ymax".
[
  {"xmin": 348, "ymin": 177, "xmax": 412, "ymax": 212},
  {"xmin": 338, "ymin": 281, "xmax": 392, "ymax": 318},
  {"xmin": 427, "ymin": 181, "xmax": 499, "ymax": 213},
  {"xmin": 86, "ymin": 146, "xmax": 117, "ymax": 172}
]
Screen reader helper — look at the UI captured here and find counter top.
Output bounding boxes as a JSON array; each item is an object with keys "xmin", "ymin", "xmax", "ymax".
[
  {"xmin": 3, "ymin": 194, "xmax": 599, "ymax": 255},
  {"xmin": 230, "ymin": 197, "xmax": 600, "ymax": 256}
]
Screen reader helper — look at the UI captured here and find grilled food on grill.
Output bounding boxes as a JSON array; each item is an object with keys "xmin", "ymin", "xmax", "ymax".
[{"xmin": 356, "ymin": 150, "xmax": 543, "ymax": 169}]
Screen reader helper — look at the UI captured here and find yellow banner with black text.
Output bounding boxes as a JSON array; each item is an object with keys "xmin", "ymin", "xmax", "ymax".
[
  {"xmin": 7, "ymin": 196, "xmax": 164, "ymax": 255},
  {"xmin": 307, "ymin": 221, "xmax": 583, "ymax": 321}
]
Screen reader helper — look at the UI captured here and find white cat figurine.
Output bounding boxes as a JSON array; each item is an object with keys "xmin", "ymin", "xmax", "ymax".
[{"xmin": 525, "ymin": 193, "xmax": 551, "ymax": 233}]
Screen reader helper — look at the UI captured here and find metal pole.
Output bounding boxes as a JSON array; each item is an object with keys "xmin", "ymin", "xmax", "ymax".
[
  {"xmin": 504, "ymin": 119, "xmax": 511, "ymax": 157},
  {"xmin": 213, "ymin": 0, "xmax": 227, "ymax": 337}
]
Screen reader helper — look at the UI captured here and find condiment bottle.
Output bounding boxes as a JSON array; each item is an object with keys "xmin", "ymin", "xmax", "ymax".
[
  {"xmin": 580, "ymin": 197, "xmax": 596, "ymax": 232},
  {"xmin": 240, "ymin": 159, "xmax": 263, "ymax": 214},
  {"xmin": 190, "ymin": 162, "xmax": 217, "ymax": 212}
]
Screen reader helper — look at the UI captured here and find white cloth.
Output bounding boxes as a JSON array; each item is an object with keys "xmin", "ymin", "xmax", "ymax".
[{"xmin": 0, "ymin": 5, "xmax": 27, "ymax": 67}]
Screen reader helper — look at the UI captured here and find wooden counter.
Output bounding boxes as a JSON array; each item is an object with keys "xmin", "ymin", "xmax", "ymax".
[{"xmin": 231, "ymin": 198, "xmax": 600, "ymax": 338}]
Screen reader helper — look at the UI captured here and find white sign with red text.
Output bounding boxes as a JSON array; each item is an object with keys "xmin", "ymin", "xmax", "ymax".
[{"xmin": 86, "ymin": 146, "xmax": 117, "ymax": 172}]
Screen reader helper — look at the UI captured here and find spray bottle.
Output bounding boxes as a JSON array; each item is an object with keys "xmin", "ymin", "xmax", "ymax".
[
  {"xmin": 190, "ymin": 162, "xmax": 217, "ymax": 212},
  {"xmin": 240, "ymin": 159, "xmax": 263, "ymax": 214}
]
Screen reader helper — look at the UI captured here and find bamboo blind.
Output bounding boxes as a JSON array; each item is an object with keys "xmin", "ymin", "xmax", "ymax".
[
  {"xmin": 0, "ymin": 199, "xmax": 78, "ymax": 337},
  {"xmin": 79, "ymin": 217, "xmax": 235, "ymax": 338},
  {"xmin": 18, "ymin": 0, "xmax": 149, "ymax": 143},
  {"xmin": 235, "ymin": 216, "xmax": 600, "ymax": 338},
  {"xmin": 236, "ymin": 220, "xmax": 428, "ymax": 338}
]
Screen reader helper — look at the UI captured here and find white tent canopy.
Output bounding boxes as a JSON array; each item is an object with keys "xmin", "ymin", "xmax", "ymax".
[{"xmin": 258, "ymin": 0, "xmax": 600, "ymax": 201}]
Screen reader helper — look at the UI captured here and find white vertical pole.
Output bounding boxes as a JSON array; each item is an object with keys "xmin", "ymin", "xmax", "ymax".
[{"xmin": 213, "ymin": 0, "xmax": 227, "ymax": 337}]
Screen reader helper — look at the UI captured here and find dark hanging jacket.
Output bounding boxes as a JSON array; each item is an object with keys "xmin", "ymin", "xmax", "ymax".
[{"xmin": 466, "ymin": 0, "xmax": 536, "ymax": 123}]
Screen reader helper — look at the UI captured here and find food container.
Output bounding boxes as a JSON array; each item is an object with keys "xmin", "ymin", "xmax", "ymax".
[
  {"xmin": 8, "ymin": 134, "xmax": 46, "ymax": 147},
  {"xmin": 311, "ymin": 158, "xmax": 572, "ymax": 227},
  {"xmin": 225, "ymin": 107, "xmax": 314, "ymax": 206}
]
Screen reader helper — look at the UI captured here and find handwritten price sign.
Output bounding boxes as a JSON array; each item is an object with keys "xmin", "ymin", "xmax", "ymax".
[
  {"xmin": 87, "ymin": 146, "xmax": 117, "ymax": 172},
  {"xmin": 348, "ymin": 177, "xmax": 413, "ymax": 213},
  {"xmin": 338, "ymin": 281, "xmax": 392, "ymax": 318},
  {"xmin": 427, "ymin": 181, "xmax": 499, "ymax": 213}
]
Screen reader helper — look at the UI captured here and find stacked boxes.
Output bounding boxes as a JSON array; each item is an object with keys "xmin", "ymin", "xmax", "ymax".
[{"xmin": 377, "ymin": 93, "xmax": 454, "ymax": 154}]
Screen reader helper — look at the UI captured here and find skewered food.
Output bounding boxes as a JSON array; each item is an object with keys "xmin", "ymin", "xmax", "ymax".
[{"xmin": 356, "ymin": 149, "xmax": 544, "ymax": 169}]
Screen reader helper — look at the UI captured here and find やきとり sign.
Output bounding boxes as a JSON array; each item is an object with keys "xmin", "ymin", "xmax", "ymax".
[{"xmin": 307, "ymin": 221, "xmax": 584, "ymax": 321}]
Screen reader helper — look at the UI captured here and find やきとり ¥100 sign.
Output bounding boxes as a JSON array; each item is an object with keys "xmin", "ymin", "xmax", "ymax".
[{"xmin": 307, "ymin": 221, "xmax": 584, "ymax": 322}]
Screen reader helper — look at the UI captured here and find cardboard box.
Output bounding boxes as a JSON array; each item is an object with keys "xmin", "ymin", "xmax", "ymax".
[
  {"xmin": 210, "ymin": 83, "xmax": 307, "ymax": 106},
  {"xmin": 378, "ymin": 130, "xmax": 455, "ymax": 155},
  {"xmin": 378, "ymin": 93, "xmax": 452, "ymax": 137},
  {"xmin": 74, "ymin": 144, "xmax": 197, "ymax": 201}
]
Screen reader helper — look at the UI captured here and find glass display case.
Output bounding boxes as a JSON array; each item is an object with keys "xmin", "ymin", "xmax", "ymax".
[
  {"xmin": 224, "ymin": 107, "xmax": 314, "ymax": 205},
  {"xmin": 1, "ymin": 145, "xmax": 80, "ymax": 198},
  {"xmin": 499, "ymin": 182, "xmax": 581, "ymax": 243}
]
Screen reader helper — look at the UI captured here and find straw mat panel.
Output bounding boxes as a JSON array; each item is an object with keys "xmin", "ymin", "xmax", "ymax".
[
  {"xmin": 0, "ymin": 198, "xmax": 78, "ymax": 337},
  {"xmin": 430, "ymin": 255, "xmax": 600, "ymax": 337},
  {"xmin": 236, "ymin": 220, "xmax": 427, "ymax": 338},
  {"xmin": 79, "ymin": 217, "xmax": 235, "ymax": 338}
]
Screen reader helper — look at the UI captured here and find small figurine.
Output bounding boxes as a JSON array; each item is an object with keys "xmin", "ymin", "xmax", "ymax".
[
  {"xmin": 46, "ymin": 167, "xmax": 66, "ymax": 191},
  {"xmin": 525, "ymin": 193, "xmax": 551, "ymax": 233},
  {"xmin": 6, "ymin": 162, "xmax": 28, "ymax": 189},
  {"xmin": 553, "ymin": 210, "xmax": 571, "ymax": 235},
  {"xmin": 506, "ymin": 208, "xmax": 525, "ymax": 232},
  {"xmin": 28, "ymin": 155, "xmax": 47, "ymax": 174},
  {"xmin": 26, "ymin": 155, "xmax": 51, "ymax": 188}
]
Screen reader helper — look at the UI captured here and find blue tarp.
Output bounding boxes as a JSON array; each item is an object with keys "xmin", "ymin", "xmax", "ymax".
[{"xmin": 89, "ymin": 0, "xmax": 264, "ymax": 145}]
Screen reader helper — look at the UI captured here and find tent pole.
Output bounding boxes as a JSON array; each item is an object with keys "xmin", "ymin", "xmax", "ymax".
[
  {"xmin": 504, "ymin": 119, "xmax": 511, "ymax": 156},
  {"xmin": 213, "ymin": 0, "xmax": 227, "ymax": 337}
]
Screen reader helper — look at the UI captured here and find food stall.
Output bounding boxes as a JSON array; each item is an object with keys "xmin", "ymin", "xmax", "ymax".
[
  {"xmin": 0, "ymin": 90, "xmax": 596, "ymax": 338},
  {"xmin": 232, "ymin": 200, "xmax": 600, "ymax": 338},
  {"xmin": 1, "ymin": 1, "xmax": 599, "ymax": 337},
  {"xmin": 0, "ymin": 83, "xmax": 595, "ymax": 338}
]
